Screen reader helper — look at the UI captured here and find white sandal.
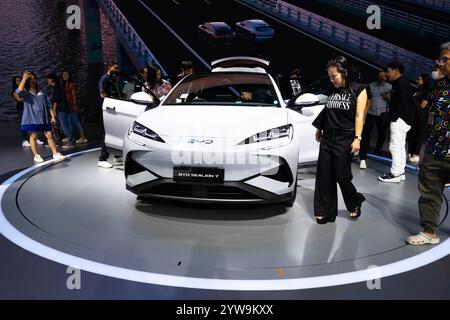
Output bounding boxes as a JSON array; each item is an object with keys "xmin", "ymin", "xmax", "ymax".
[{"xmin": 406, "ymin": 232, "xmax": 440, "ymax": 245}]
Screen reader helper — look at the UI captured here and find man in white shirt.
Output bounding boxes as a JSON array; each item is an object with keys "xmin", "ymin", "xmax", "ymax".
[{"xmin": 359, "ymin": 71, "xmax": 392, "ymax": 169}]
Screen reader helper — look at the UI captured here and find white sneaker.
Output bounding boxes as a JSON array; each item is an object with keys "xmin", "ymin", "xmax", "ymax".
[
  {"xmin": 359, "ymin": 160, "xmax": 367, "ymax": 169},
  {"xmin": 76, "ymin": 138, "xmax": 88, "ymax": 144},
  {"xmin": 406, "ymin": 232, "xmax": 440, "ymax": 245},
  {"xmin": 34, "ymin": 155, "xmax": 44, "ymax": 163},
  {"xmin": 400, "ymin": 173, "xmax": 406, "ymax": 181},
  {"xmin": 98, "ymin": 161, "xmax": 113, "ymax": 169},
  {"xmin": 62, "ymin": 143, "xmax": 74, "ymax": 149},
  {"xmin": 36, "ymin": 139, "xmax": 44, "ymax": 145},
  {"xmin": 22, "ymin": 140, "xmax": 31, "ymax": 148},
  {"xmin": 53, "ymin": 153, "xmax": 66, "ymax": 161},
  {"xmin": 378, "ymin": 173, "xmax": 401, "ymax": 183}
]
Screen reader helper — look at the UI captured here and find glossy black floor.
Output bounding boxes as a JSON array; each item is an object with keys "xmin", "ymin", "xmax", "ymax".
[{"xmin": 1, "ymin": 122, "xmax": 450, "ymax": 299}]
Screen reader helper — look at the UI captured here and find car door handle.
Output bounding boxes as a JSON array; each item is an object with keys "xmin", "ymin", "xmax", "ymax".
[{"xmin": 106, "ymin": 106, "xmax": 116, "ymax": 111}]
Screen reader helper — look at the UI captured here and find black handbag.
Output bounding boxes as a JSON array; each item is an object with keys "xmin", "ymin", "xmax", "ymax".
[{"xmin": 52, "ymin": 122, "xmax": 65, "ymax": 141}]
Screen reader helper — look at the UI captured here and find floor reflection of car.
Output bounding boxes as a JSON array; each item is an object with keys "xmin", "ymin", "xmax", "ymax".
[
  {"xmin": 235, "ymin": 19, "xmax": 275, "ymax": 41},
  {"xmin": 198, "ymin": 22, "xmax": 236, "ymax": 47},
  {"xmin": 102, "ymin": 57, "xmax": 324, "ymax": 206}
]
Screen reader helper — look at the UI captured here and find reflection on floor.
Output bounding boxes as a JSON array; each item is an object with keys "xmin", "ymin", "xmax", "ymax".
[{"xmin": 2, "ymin": 149, "xmax": 449, "ymax": 291}]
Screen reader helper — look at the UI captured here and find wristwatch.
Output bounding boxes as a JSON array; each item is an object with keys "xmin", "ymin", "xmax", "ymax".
[{"xmin": 354, "ymin": 136, "xmax": 362, "ymax": 141}]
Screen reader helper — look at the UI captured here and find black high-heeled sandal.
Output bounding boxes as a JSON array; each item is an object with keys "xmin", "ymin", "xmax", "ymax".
[
  {"xmin": 316, "ymin": 216, "xmax": 327, "ymax": 224},
  {"xmin": 316, "ymin": 216, "xmax": 336, "ymax": 224},
  {"xmin": 349, "ymin": 206, "xmax": 362, "ymax": 220}
]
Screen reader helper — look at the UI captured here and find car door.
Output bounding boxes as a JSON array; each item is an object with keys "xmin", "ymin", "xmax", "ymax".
[
  {"xmin": 287, "ymin": 103, "xmax": 324, "ymax": 164},
  {"xmin": 102, "ymin": 97, "xmax": 147, "ymax": 150},
  {"xmin": 248, "ymin": 23, "xmax": 257, "ymax": 38},
  {"xmin": 237, "ymin": 21, "xmax": 249, "ymax": 38}
]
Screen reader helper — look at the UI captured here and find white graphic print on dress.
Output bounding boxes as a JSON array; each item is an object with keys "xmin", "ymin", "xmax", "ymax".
[{"xmin": 326, "ymin": 93, "xmax": 352, "ymax": 110}]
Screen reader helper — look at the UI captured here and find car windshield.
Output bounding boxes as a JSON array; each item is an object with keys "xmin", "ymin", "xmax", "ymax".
[
  {"xmin": 215, "ymin": 26, "xmax": 232, "ymax": 36},
  {"xmin": 256, "ymin": 26, "xmax": 271, "ymax": 32},
  {"xmin": 163, "ymin": 73, "xmax": 280, "ymax": 107}
]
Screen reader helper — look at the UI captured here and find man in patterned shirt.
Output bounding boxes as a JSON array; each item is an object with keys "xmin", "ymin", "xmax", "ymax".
[{"xmin": 407, "ymin": 42, "xmax": 450, "ymax": 245}]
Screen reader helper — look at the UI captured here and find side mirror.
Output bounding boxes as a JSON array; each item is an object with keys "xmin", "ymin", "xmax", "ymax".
[
  {"xmin": 288, "ymin": 93, "xmax": 320, "ymax": 110},
  {"xmin": 130, "ymin": 92, "xmax": 155, "ymax": 105},
  {"xmin": 294, "ymin": 93, "xmax": 320, "ymax": 106}
]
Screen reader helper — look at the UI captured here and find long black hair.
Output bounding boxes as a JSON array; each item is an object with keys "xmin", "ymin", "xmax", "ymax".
[
  {"xmin": 25, "ymin": 72, "xmax": 39, "ymax": 92},
  {"xmin": 326, "ymin": 56, "xmax": 353, "ymax": 88},
  {"xmin": 148, "ymin": 64, "xmax": 163, "ymax": 87},
  {"xmin": 11, "ymin": 75, "xmax": 21, "ymax": 93},
  {"xmin": 326, "ymin": 56, "xmax": 362, "ymax": 99},
  {"xmin": 419, "ymin": 73, "xmax": 432, "ymax": 92},
  {"xmin": 62, "ymin": 69, "xmax": 74, "ymax": 87}
]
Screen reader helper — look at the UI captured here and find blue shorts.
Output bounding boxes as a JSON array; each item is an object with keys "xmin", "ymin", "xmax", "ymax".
[{"xmin": 22, "ymin": 124, "xmax": 52, "ymax": 132}]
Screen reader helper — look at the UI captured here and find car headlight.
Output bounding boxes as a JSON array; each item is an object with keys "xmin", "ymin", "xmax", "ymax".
[
  {"xmin": 239, "ymin": 124, "xmax": 293, "ymax": 145},
  {"xmin": 130, "ymin": 122, "xmax": 165, "ymax": 143}
]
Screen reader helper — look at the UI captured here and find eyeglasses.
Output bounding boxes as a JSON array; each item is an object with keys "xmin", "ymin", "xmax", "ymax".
[{"xmin": 436, "ymin": 56, "xmax": 449, "ymax": 64}]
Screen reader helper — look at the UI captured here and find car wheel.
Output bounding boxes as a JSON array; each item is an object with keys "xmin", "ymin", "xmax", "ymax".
[{"xmin": 136, "ymin": 195, "xmax": 152, "ymax": 203}]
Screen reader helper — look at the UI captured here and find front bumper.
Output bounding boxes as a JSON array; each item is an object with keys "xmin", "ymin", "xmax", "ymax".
[
  {"xmin": 124, "ymin": 132, "xmax": 299, "ymax": 203},
  {"xmin": 125, "ymin": 153, "xmax": 296, "ymax": 203}
]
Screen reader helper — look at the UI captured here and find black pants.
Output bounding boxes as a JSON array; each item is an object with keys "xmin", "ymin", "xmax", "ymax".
[
  {"xmin": 314, "ymin": 130, "xmax": 366, "ymax": 218},
  {"xmin": 98, "ymin": 112, "xmax": 109, "ymax": 162},
  {"xmin": 359, "ymin": 113, "xmax": 390, "ymax": 160},
  {"xmin": 407, "ymin": 109, "xmax": 428, "ymax": 156}
]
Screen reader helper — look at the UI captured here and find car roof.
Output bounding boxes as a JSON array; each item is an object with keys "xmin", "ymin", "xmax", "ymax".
[
  {"xmin": 206, "ymin": 21, "xmax": 230, "ymax": 29},
  {"xmin": 244, "ymin": 19, "xmax": 269, "ymax": 26},
  {"xmin": 211, "ymin": 67, "xmax": 267, "ymax": 74},
  {"xmin": 211, "ymin": 57, "xmax": 270, "ymax": 72}
]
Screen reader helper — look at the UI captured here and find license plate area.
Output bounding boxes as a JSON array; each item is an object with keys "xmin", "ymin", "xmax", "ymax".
[{"xmin": 173, "ymin": 167, "xmax": 224, "ymax": 183}]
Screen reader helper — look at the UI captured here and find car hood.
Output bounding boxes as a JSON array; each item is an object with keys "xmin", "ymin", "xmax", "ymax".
[{"xmin": 136, "ymin": 105, "xmax": 288, "ymax": 138}]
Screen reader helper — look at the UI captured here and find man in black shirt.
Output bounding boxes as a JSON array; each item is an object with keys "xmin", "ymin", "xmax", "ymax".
[
  {"xmin": 98, "ymin": 62, "xmax": 122, "ymax": 99},
  {"xmin": 98, "ymin": 62, "xmax": 123, "ymax": 168},
  {"xmin": 378, "ymin": 61, "xmax": 417, "ymax": 183}
]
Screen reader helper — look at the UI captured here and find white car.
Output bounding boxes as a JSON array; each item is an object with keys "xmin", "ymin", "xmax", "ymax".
[
  {"xmin": 235, "ymin": 19, "xmax": 275, "ymax": 41},
  {"xmin": 102, "ymin": 57, "xmax": 323, "ymax": 205}
]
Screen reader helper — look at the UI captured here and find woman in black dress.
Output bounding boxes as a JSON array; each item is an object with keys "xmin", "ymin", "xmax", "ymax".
[
  {"xmin": 313, "ymin": 56, "xmax": 367, "ymax": 224},
  {"xmin": 407, "ymin": 73, "xmax": 432, "ymax": 164}
]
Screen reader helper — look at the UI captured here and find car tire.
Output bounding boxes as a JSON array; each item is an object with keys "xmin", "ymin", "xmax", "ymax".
[
  {"xmin": 283, "ymin": 166, "xmax": 298, "ymax": 208},
  {"xmin": 136, "ymin": 195, "xmax": 152, "ymax": 203}
]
